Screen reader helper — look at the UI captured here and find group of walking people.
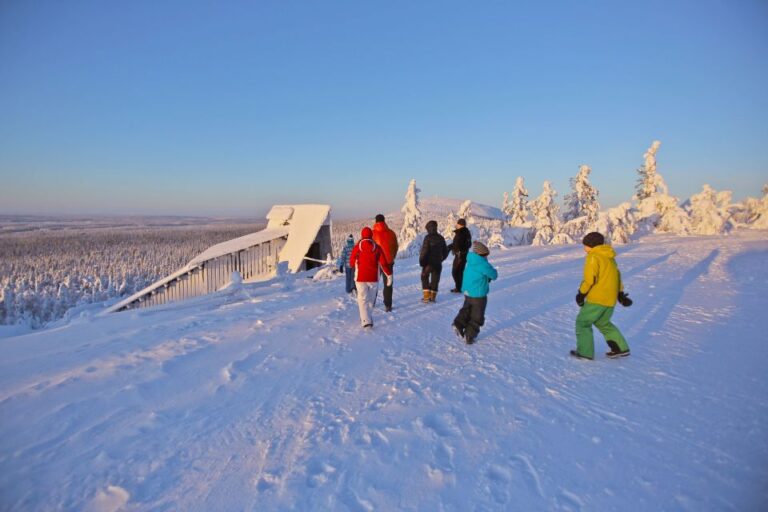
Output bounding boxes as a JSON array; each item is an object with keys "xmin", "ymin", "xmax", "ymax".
[{"xmin": 336, "ymin": 214, "xmax": 632, "ymax": 358}]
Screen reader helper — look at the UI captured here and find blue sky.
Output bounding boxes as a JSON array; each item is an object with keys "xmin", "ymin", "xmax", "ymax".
[{"xmin": 1, "ymin": 0, "xmax": 766, "ymax": 219}]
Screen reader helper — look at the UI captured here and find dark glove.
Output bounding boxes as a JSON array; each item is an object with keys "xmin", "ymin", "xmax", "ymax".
[
  {"xmin": 618, "ymin": 291, "xmax": 633, "ymax": 307},
  {"xmin": 338, "ymin": 266, "xmax": 344, "ymax": 273},
  {"xmin": 575, "ymin": 292, "xmax": 586, "ymax": 307}
]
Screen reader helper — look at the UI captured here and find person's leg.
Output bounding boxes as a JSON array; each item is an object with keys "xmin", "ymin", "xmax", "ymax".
[
  {"xmin": 431, "ymin": 265, "xmax": 442, "ymax": 291},
  {"xmin": 575, "ymin": 302, "xmax": 606, "ymax": 358},
  {"xmin": 345, "ymin": 267, "xmax": 355, "ymax": 293},
  {"xmin": 594, "ymin": 307, "xmax": 630, "ymax": 352},
  {"xmin": 355, "ymin": 282, "xmax": 371, "ymax": 326},
  {"xmin": 456, "ymin": 255, "xmax": 466, "ymax": 291},
  {"xmin": 381, "ymin": 268, "xmax": 393, "ymax": 310},
  {"xmin": 363, "ymin": 282, "xmax": 378, "ymax": 326},
  {"xmin": 453, "ymin": 296, "xmax": 472, "ymax": 333},
  {"xmin": 421, "ymin": 266, "xmax": 432, "ymax": 301},
  {"xmin": 421, "ymin": 266, "xmax": 430, "ymax": 290},
  {"xmin": 452, "ymin": 256, "xmax": 462, "ymax": 290},
  {"xmin": 464, "ymin": 297, "xmax": 488, "ymax": 342}
]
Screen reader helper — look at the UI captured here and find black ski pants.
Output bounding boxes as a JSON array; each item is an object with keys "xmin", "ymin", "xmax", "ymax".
[
  {"xmin": 421, "ymin": 264, "xmax": 442, "ymax": 292},
  {"xmin": 453, "ymin": 296, "xmax": 488, "ymax": 342},
  {"xmin": 451, "ymin": 253, "xmax": 467, "ymax": 291},
  {"xmin": 379, "ymin": 266, "xmax": 393, "ymax": 309}
]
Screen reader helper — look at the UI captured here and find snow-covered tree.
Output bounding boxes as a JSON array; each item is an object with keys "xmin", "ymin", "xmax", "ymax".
[
  {"xmin": 635, "ymin": 140, "xmax": 667, "ymax": 200},
  {"xmin": 507, "ymin": 177, "xmax": 530, "ymax": 226},
  {"xmin": 688, "ymin": 184, "xmax": 732, "ymax": 235},
  {"xmin": 593, "ymin": 202, "xmax": 636, "ymax": 245},
  {"xmin": 397, "ymin": 179, "xmax": 424, "ymax": 258},
  {"xmin": 502, "ymin": 191, "xmax": 511, "ymax": 222},
  {"xmin": 732, "ymin": 185, "xmax": 768, "ymax": 229},
  {"xmin": 441, "ymin": 210, "xmax": 458, "ymax": 239},
  {"xmin": 457, "ymin": 199, "xmax": 472, "ymax": 221},
  {"xmin": 531, "ymin": 181, "xmax": 572, "ymax": 245},
  {"xmin": 633, "ymin": 140, "xmax": 691, "ymax": 235},
  {"xmin": 563, "ymin": 165, "xmax": 600, "ymax": 223}
]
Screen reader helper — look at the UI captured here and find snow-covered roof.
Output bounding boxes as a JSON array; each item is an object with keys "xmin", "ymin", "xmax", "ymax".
[
  {"xmin": 267, "ymin": 204, "xmax": 331, "ymax": 272},
  {"xmin": 188, "ymin": 228, "xmax": 290, "ymax": 267}
]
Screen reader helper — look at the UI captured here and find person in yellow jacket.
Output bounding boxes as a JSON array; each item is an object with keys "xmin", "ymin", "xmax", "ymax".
[{"xmin": 571, "ymin": 232, "xmax": 632, "ymax": 360}]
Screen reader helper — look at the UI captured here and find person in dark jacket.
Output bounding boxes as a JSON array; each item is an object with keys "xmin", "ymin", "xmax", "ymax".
[
  {"xmin": 447, "ymin": 218, "xmax": 472, "ymax": 293},
  {"xmin": 452, "ymin": 241, "xmax": 498, "ymax": 344},
  {"xmin": 419, "ymin": 220, "xmax": 449, "ymax": 303}
]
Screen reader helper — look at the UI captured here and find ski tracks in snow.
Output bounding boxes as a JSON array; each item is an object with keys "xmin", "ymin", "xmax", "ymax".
[{"xmin": 1, "ymin": 233, "xmax": 768, "ymax": 510}]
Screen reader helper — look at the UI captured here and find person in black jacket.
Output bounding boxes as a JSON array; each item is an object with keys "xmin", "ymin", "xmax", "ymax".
[
  {"xmin": 447, "ymin": 218, "xmax": 472, "ymax": 293},
  {"xmin": 419, "ymin": 220, "xmax": 449, "ymax": 303}
]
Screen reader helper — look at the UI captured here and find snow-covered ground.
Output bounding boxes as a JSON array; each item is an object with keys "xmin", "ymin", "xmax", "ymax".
[{"xmin": 1, "ymin": 231, "xmax": 767, "ymax": 511}]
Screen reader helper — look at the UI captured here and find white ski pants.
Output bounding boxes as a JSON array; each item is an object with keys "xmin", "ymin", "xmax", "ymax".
[{"xmin": 355, "ymin": 281, "xmax": 378, "ymax": 327}]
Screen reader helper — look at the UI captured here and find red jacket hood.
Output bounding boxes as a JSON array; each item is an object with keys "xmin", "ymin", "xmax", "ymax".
[{"xmin": 361, "ymin": 227, "xmax": 373, "ymax": 239}]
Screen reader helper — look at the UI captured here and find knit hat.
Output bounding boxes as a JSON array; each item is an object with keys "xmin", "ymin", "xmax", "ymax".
[
  {"xmin": 582, "ymin": 232, "xmax": 605, "ymax": 248},
  {"xmin": 375, "ymin": 214, "xmax": 385, "ymax": 223},
  {"xmin": 456, "ymin": 218, "xmax": 466, "ymax": 227},
  {"xmin": 346, "ymin": 234, "xmax": 354, "ymax": 246},
  {"xmin": 472, "ymin": 241, "xmax": 489, "ymax": 256},
  {"xmin": 361, "ymin": 227, "xmax": 373, "ymax": 239}
]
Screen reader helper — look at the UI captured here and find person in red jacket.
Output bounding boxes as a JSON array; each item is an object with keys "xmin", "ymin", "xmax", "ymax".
[
  {"xmin": 372, "ymin": 214, "xmax": 399, "ymax": 312},
  {"xmin": 350, "ymin": 227, "xmax": 393, "ymax": 329}
]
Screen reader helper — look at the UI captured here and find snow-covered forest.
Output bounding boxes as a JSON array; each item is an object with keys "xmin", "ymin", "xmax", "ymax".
[{"xmin": 0, "ymin": 221, "xmax": 263, "ymax": 330}]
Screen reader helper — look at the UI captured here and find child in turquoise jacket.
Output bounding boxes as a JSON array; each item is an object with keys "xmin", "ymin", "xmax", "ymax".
[{"xmin": 452, "ymin": 241, "xmax": 498, "ymax": 344}]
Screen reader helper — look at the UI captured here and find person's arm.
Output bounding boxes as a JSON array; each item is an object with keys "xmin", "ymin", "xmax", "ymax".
[
  {"xmin": 482, "ymin": 259, "xmax": 498, "ymax": 281},
  {"xmin": 378, "ymin": 249, "xmax": 392, "ymax": 277},
  {"xmin": 578, "ymin": 254, "xmax": 597, "ymax": 295},
  {"xmin": 349, "ymin": 245, "xmax": 359, "ymax": 270},
  {"xmin": 391, "ymin": 230, "xmax": 399, "ymax": 259},
  {"xmin": 441, "ymin": 239, "xmax": 449, "ymax": 261},
  {"xmin": 419, "ymin": 238, "xmax": 429, "ymax": 267}
]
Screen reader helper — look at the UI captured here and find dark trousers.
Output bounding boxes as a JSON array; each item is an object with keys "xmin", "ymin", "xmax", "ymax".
[
  {"xmin": 452, "ymin": 254, "xmax": 467, "ymax": 290},
  {"xmin": 344, "ymin": 266, "xmax": 355, "ymax": 294},
  {"xmin": 421, "ymin": 265, "xmax": 442, "ymax": 291},
  {"xmin": 453, "ymin": 296, "xmax": 488, "ymax": 342},
  {"xmin": 380, "ymin": 267, "xmax": 393, "ymax": 309}
]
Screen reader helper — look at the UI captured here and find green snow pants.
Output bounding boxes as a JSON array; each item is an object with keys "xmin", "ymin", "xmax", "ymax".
[{"xmin": 575, "ymin": 302, "xmax": 629, "ymax": 359}]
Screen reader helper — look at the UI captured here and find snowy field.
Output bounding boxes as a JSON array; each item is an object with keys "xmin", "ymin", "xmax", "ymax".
[{"xmin": 1, "ymin": 231, "xmax": 766, "ymax": 511}]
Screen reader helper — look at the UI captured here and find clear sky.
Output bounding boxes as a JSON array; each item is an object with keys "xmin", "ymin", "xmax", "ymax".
[{"xmin": 1, "ymin": 0, "xmax": 766, "ymax": 219}]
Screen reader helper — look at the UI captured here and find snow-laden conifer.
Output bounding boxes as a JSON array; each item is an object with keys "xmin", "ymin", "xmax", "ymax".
[
  {"xmin": 563, "ymin": 165, "xmax": 600, "ymax": 224},
  {"xmin": 633, "ymin": 140, "xmax": 691, "ymax": 235},
  {"xmin": 688, "ymin": 184, "xmax": 732, "ymax": 235},
  {"xmin": 397, "ymin": 179, "xmax": 424, "ymax": 258},
  {"xmin": 507, "ymin": 177, "xmax": 530, "ymax": 227},
  {"xmin": 531, "ymin": 181, "xmax": 572, "ymax": 245}
]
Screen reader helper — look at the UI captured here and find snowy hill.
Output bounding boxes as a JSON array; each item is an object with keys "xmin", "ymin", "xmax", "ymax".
[
  {"xmin": 386, "ymin": 196, "xmax": 504, "ymax": 227},
  {"xmin": 1, "ymin": 232, "xmax": 767, "ymax": 511}
]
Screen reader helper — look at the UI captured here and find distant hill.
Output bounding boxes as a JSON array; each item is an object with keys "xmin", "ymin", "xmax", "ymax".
[{"xmin": 385, "ymin": 196, "xmax": 504, "ymax": 229}]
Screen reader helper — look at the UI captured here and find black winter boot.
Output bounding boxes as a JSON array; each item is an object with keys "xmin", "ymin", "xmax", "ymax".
[{"xmin": 605, "ymin": 340, "xmax": 630, "ymax": 358}]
